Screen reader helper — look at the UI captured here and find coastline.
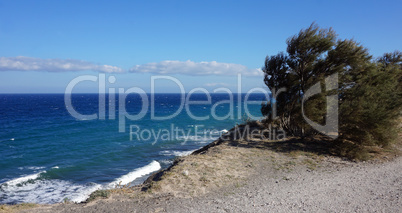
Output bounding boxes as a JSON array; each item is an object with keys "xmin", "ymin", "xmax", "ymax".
[{"xmin": 2, "ymin": 123, "xmax": 402, "ymax": 212}]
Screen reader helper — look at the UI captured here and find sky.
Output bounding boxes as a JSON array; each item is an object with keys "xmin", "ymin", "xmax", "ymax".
[{"xmin": 0, "ymin": 0, "xmax": 401, "ymax": 93}]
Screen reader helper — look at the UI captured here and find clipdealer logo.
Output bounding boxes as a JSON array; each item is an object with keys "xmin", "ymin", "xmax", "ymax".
[
  {"xmin": 64, "ymin": 74, "xmax": 269, "ymax": 132},
  {"xmin": 64, "ymin": 73, "xmax": 339, "ymax": 140}
]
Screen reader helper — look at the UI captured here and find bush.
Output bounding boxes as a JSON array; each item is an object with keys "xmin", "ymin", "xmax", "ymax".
[{"xmin": 86, "ymin": 190, "xmax": 110, "ymax": 202}]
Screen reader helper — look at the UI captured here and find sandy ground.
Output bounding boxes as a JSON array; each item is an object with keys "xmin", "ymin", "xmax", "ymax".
[{"xmin": 12, "ymin": 136, "xmax": 401, "ymax": 213}]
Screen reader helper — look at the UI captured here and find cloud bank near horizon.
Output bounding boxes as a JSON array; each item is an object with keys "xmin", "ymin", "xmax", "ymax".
[
  {"xmin": 0, "ymin": 57, "xmax": 263, "ymax": 76},
  {"xmin": 129, "ymin": 60, "xmax": 263, "ymax": 76},
  {"xmin": 204, "ymin": 82, "xmax": 231, "ymax": 87},
  {"xmin": 0, "ymin": 56, "xmax": 124, "ymax": 73}
]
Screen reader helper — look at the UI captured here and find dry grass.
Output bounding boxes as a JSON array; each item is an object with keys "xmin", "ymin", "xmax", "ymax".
[
  {"xmin": 139, "ymin": 137, "xmax": 337, "ymax": 198},
  {"xmin": 145, "ymin": 144, "xmax": 260, "ymax": 197},
  {"xmin": 0, "ymin": 203, "xmax": 37, "ymax": 213}
]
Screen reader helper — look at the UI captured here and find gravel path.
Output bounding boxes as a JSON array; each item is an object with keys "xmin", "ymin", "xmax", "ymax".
[{"xmin": 212, "ymin": 157, "xmax": 402, "ymax": 213}]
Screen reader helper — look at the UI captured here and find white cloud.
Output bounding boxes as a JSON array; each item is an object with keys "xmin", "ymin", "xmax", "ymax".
[
  {"xmin": 0, "ymin": 57, "xmax": 263, "ymax": 77},
  {"xmin": 129, "ymin": 60, "xmax": 263, "ymax": 76},
  {"xmin": 0, "ymin": 56, "xmax": 124, "ymax": 73},
  {"xmin": 204, "ymin": 82, "xmax": 230, "ymax": 87}
]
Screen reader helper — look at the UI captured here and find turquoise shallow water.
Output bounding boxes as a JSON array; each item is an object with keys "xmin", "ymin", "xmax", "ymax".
[{"xmin": 0, "ymin": 93, "xmax": 267, "ymax": 204}]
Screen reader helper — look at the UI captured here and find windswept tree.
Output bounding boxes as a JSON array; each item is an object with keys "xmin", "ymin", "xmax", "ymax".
[{"xmin": 262, "ymin": 23, "xmax": 402, "ymax": 156}]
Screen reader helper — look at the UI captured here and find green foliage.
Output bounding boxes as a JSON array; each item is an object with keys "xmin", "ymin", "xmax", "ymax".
[
  {"xmin": 261, "ymin": 23, "xmax": 402, "ymax": 156},
  {"xmin": 86, "ymin": 190, "xmax": 110, "ymax": 202},
  {"xmin": 63, "ymin": 197, "xmax": 71, "ymax": 204}
]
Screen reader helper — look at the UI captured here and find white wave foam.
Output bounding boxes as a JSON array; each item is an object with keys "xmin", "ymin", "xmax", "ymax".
[
  {"xmin": 69, "ymin": 183, "xmax": 102, "ymax": 203},
  {"xmin": 0, "ymin": 177, "xmax": 101, "ymax": 204},
  {"xmin": 177, "ymin": 135, "xmax": 203, "ymax": 141},
  {"xmin": 159, "ymin": 159, "xmax": 174, "ymax": 165},
  {"xmin": 3, "ymin": 172, "xmax": 43, "ymax": 186},
  {"xmin": 29, "ymin": 166, "xmax": 45, "ymax": 170},
  {"xmin": 17, "ymin": 166, "xmax": 45, "ymax": 171},
  {"xmin": 159, "ymin": 149, "xmax": 197, "ymax": 157},
  {"xmin": 108, "ymin": 161, "xmax": 161, "ymax": 188},
  {"xmin": 176, "ymin": 129, "xmax": 228, "ymax": 142},
  {"xmin": 220, "ymin": 129, "xmax": 229, "ymax": 133},
  {"xmin": 0, "ymin": 162, "xmax": 162, "ymax": 204}
]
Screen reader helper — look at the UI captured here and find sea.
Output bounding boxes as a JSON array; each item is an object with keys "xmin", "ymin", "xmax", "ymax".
[{"xmin": 0, "ymin": 93, "xmax": 268, "ymax": 204}]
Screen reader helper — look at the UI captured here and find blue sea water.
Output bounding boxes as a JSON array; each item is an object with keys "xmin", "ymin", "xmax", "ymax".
[{"xmin": 0, "ymin": 93, "xmax": 267, "ymax": 204}]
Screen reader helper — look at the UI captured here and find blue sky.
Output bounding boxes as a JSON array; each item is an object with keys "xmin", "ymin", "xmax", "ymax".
[{"xmin": 0, "ymin": 0, "xmax": 401, "ymax": 93}]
